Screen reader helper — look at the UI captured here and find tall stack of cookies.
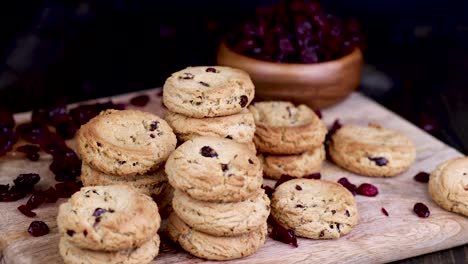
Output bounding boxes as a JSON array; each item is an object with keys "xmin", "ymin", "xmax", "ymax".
[
  {"xmin": 163, "ymin": 66, "xmax": 256, "ymax": 151},
  {"xmin": 57, "ymin": 185, "xmax": 161, "ymax": 264},
  {"xmin": 248, "ymin": 101, "xmax": 327, "ymax": 179},
  {"xmin": 75, "ymin": 109, "xmax": 177, "ymax": 216},
  {"xmin": 165, "ymin": 137, "xmax": 270, "ymax": 260}
]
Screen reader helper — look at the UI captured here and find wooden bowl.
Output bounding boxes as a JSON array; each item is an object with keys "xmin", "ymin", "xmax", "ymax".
[{"xmin": 217, "ymin": 42, "xmax": 363, "ymax": 109}]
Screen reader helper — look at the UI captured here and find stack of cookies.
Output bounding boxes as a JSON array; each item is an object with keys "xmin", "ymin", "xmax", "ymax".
[
  {"xmin": 57, "ymin": 185, "xmax": 161, "ymax": 264},
  {"xmin": 163, "ymin": 66, "xmax": 256, "ymax": 151},
  {"xmin": 76, "ymin": 109, "xmax": 177, "ymax": 216},
  {"xmin": 249, "ymin": 101, "xmax": 327, "ymax": 179},
  {"xmin": 165, "ymin": 137, "xmax": 270, "ymax": 260}
]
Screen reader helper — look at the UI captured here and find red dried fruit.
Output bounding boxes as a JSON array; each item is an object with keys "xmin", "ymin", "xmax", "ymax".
[
  {"xmin": 0, "ymin": 186, "xmax": 28, "ymax": 202},
  {"xmin": 50, "ymin": 156, "xmax": 82, "ymax": 182},
  {"xmin": 381, "ymin": 207, "xmax": 389, "ymax": 216},
  {"xmin": 200, "ymin": 146, "xmax": 218, "ymax": 158},
  {"xmin": 356, "ymin": 183, "xmax": 379, "ymax": 197},
  {"xmin": 337, "ymin": 177, "xmax": 357, "ymax": 195},
  {"xmin": 43, "ymin": 187, "xmax": 59, "ymax": 203},
  {"xmin": 368, "ymin": 157, "xmax": 388, "ymax": 166},
  {"xmin": 303, "ymin": 173, "xmax": 321, "ymax": 179},
  {"xmin": 0, "ymin": 128, "xmax": 17, "ymax": 156},
  {"xmin": 239, "ymin": 95, "xmax": 249, "ymax": 107},
  {"xmin": 16, "ymin": 145, "xmax": 40, "ymax": 154},
  {"xmin": 26, "ymin": 191, "xmax": 46, "ymax": 209},
  {"xmin": 274, "ymin": 175, "xmax": 296, "ymax": 188},
  {"xmin": 55, "ymin": 120, "xmax": 78, "ymax": 139},
  {"xmin": 268, "ymin": 216, "xmax": 298, "ymax": 247},
  {"xmin": 93, "ymin": 208, "xmax": 107, "ymax": 217},
  {"xmin": 18, "ymin": 205, "xmax": 37, "ymax": 217},
  {"xmin": 28, "ymin": 221, "xmax": 49, "ymax": 237},
  {"xmin": 0, "ymin": 184, "xmax": 9, "ymax": 193},
  {"xmin": 414, "ymin": 172, "xmax": 430, "ymax": 183},
  {"xmin": 14, "ymin": 173, "xmax": 40, "ymax": 189},
  {"xmin": 55, "ymin": 181, "xmax": 82, "ymax": 198},
  {"xmin": 413, "ymin": 202, "xmax": 430, "ymax": 218},
  {"xmin": 130, "ymin": 95, "xmax": 150, "ymax": 107},
  {"xmin": 0, "ymin": 110, "xmax": 15, "ymax": 130},
  {"xmin": 326, "ymin": 119, "xmax": 342, "ymax": 142}
]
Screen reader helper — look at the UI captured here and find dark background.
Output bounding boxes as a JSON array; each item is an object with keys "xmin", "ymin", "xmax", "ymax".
[{"xmin": 0, "ymin": 0, "xmax": 467, "ymax": 153}]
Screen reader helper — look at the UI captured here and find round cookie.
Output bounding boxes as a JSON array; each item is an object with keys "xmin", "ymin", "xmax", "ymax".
[
  {"xmin": 329, "ymin": 123, "xmax": 416, "ymax": 177},
  {"xmin": 165, "ymin": 136, "xmax": 263, "ymax": 202},
  {"xmin": 59, "ymin": 234, "xmax": 160, "ymax": 264},
  {"xmin": 80, "ymin": 163, "xmax": 168, "ymax": 197},
  {"xmin": 164, "ymin": 109, "xmax": 255, "ymax": 144},
  {"xmin": 57, "ymin": 185, "xmax": 161, "ymax": 251},
  {"xmin": 259, "ymin": 145, "xmax": 325, "ymax": 180},
  {"xmin": 76, "ymin": 109, "xmax": 177, "ymax": 177},
  {"xmin": 172, "ymin": 189, "xmax": 270, "ymax": 236},
  {"xmin": 248, "ymin": 101, "xmax": 327, "ymax": 154},
  {"xmin": 271, "ymin": 179, "xmax": 358, "ymax": 239},
  {"xmin": 167, "ymin": 213, "xmax": 267, "ymax": 260},
  {"xmin": 428, "ymin": 157, "xmax": 468, "ymax": 217},
  {"xmin": 163, "ymin": 66, "xmax": 255, "ymax": 118}
]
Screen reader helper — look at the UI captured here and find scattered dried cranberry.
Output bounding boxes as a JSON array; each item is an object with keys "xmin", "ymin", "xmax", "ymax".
[
  {"xmin": 149, "ymin": 121, "xmax": 159, "ymax": 131},
  {"xmin": 47, "ymin": 105, "xmax": 69, "ymax": 126},
  {"xmin": 0, "ymin": 186, "xmax": 28, "ymax": 201},
  {"xmin": 0, "ymin": 184, "xmax": 9, "ymax": 193},
  {"xmin": 303, "ymin": 173, "xmax": 321, "ymax": 179},
  {"xmin": 69, "ymin": 105, "xmax": 99, "ymax": 126},
  {"xmin": 326, "ymin": 119, "xmax": 342, "ymax": 141},
  {"xmin": 413, "ymin": 203, "xmax": 430, "ymax": 218},
  {"xmin": 156, "ymin": 90, "xmax": 164, "ymax": 97},
  {"xmin": 261, "ymin": 185, "xmax": 275, "ymax": 198},
  {"xmin": 18, "ymin": 205, "xmax": 36, "ymax": 217},
  {"xmin": 50, "ymin": 156, "xmax": 81, "ymax": 182},
  {"xmin": 200, "ymin": 146, "xmax": 218, "ymax": 158},
  {"xmin": 28, "ymin": 221, "xmax": 49, "ymax": 237},
  {"xmin": 268, "ymin": 216, "xmax": 298, "ymax": 247},
  {"xmin": 55, "ymin": 120, "xmax": 78, "ymax": 139},
  {"xmin": 130, "ymin": 95, "xmax": 150, "ymax": 107},
  {"xmin": 274, "ymin": 175, "xmax": 296, "ymax": 188},
  {"xmin": 93, "ymin": 208, "xmax": 107, "ymax": 217},
  {"xmin": 239, "ymin": 95, "xmax": 249, "ymax": 107},
  {"xmin": 16, "ymin": 122, "xmax": 50, "ymax": 144},
  {"xmin": 368, "ymin": 157, "xmax": 388, "ymax": 166},
  {"xmin": 356, "ymin": 183, "xmax": 379, "ymax": 197},
  {"xmin": 13, "ymin": 173, "xmax": 40, "ymax": 190},
  {"xmin": 205, "ymin": 67, "xmax": 218, "ymax": 73},
  {"xmin": 414, "ymin": 172, "xmax": 430, "ymax": 183},
  {"xmin": 55, "ymin": 181, "xmax": 82, "ymax": 198},
  {"xmin": 43, "ymin": 187, "xmax": 59, "ymax": 203},
  {"xmin": 16, "ymin": 145, "xmax": 40, "ymax": 154},
  {"xmin": 337, "ymin": 177, "xmax": 357, "ymax": 195},
  {"xmin": 26, "ymin": 191, "xmax": 46, "ymax": 209},
  {"xmin": 381, "ymin": 207, "xmax": 389, "ymax": 216},
  {"xmin": 0, "ymin": 110, "xmax": 15, "ymax": 130},
  {"xmin": 0, "ymin": 128, "xmax": 17, "ymax": 156}
]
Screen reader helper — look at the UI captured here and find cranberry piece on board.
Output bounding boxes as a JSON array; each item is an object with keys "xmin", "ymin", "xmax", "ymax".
[{"xmin": 28, "ymin": 221, "xmax": 50, "ymax": 237}]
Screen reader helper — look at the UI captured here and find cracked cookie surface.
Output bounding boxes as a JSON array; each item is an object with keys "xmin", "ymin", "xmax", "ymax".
[
  {"xmin": 163, "ymin": 66, "xmax": 255, "ymax": 118},
  {"xmin": 167, "ymin": 213, "xmax": 267, "ymax": 260},
  {"xmin": 271, "ymin": 179, "xmax": 358, "ymax": 239},
  {"xmin": 259, "ymin": 145, "xmax": 325, "ymax": 179},
  {"xmin": 59, "ymin": 233, "xmax": 160, "ymax": 264},
  {"xmin": 428, "ymin": 157, "xmax": 468, "ymax": 217},
  {"xmin": 164, "ymin": 109, "xmax": 255, "ymax": 144},
  {"xmin": 165, "ymin": 136, "xmax": 262, "ymax": 202},
  {"xmin": 80, "ymin": 163, "xmax": 168, "ymax": 197},
  {"xmin": 249, "ymin": 101, "xmax": 326, "ymax": 154},
  {"xmin": 172, "ymin": 189, "xmax": 270, "ymax": 236},
  {"xmin": 57, "ymin": 185, "xmax": 161, "ymax": 251},
  {"xmin": 76, "ymin": 109, "xmax": 177, "ymax": 177},
  {"xmin": 329, "ymin": 123, "xmax": 416, "ymax": 177}
]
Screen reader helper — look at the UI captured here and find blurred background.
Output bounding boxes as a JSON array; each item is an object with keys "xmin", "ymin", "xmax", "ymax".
[{"xmin": 0, "ymin": 0, "xmax": 467, "ymax": 153}]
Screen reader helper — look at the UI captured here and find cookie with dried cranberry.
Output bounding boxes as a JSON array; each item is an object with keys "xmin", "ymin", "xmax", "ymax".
[
  {"xmin": 80, "ymin": 163, "xmax": 168, "ymax": 197},
  {"xmin": 259, "ymin": 145, "xmax": 325, "ymax": 180},
  {"xmin": 165, "ymin": 136, "xmax": 262, "ymax": 202},
  {"xmin": 248, "ymin": 101, "xmax": 327, "ymax": 154},
  {"xmin": 329, "ymin": 123, "xmax": 416, "ymax": 177},
  {"xmin": 164, "ymin": 109, "xmax": 255, "ymax": 144},
  {"xmin": 172, "ymin": 189, "xmax": 270, "ymax": 236},
  {"xmin": 428, "ymin": 157, "xmax": 468, "ymax": 217},
  {"xmin": 167, "ymin": 213, "xmax": 267, "ymax": 260},
  {"xmin": 163, "ymin": 66, "xmax": 255, "ymax": 118},
  {"xmin": 59, "ymin": 234, "xmax": 160, "ymax": 264},
  {"xmin": 271, "ymin": 179, "xmax": 358, "ymax": 239},
  {"xmin": 76, "ymin": 109, "xmax": 177, "ymax": 177},
  {"xmin": 57, "ymin": 185, "xmax": 161, "ymax": 251}
]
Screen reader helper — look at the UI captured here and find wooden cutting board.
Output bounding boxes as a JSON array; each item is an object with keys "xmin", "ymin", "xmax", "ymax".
[{"xmin": 1, "ymin": 89, "xmax": 467, "ymax": 264}]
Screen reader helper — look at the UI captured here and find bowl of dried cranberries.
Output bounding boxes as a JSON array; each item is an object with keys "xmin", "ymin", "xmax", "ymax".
[{"xmin": 217, "ymin": 0, "xmax": 364, "ymax": 108}]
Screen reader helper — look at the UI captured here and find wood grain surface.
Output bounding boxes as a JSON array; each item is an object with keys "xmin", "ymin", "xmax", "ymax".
[{"xmin": 0, "ymin": 89, "xmax": 467, "ymax": 264}]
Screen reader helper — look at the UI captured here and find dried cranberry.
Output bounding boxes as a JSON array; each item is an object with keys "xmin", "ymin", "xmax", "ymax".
[
  {"xmin": 50, "ymin": 156, "xmax": 81, "ymax": 182},
  {"xmin": 368, "ymin": 157, "xmax": 388, "ymax": 166},
  {"xmin": 261, "ymin": 185, "xmax": 275, "ymax": 198},
  {"xmin": 156, "ymin": 90, "xmax": 164, "ymax": 97},
  {"xmin": 274, "ymin": 175, "xmax": 296, "ymax": 188},
  {"xmin": 381, "ymin": 207, "xmax": 389, "ymax": 216},
  {"xmin": 55, "ymin": 120, "xmax": 78, "ymax": 139},
  {"xmin": 239, "ymin": 95, "xmax": 249, "ymax": 107},
  {"xmin": 200, "ymin": 146, "xmax": 218, "ymax": 158},
  {"xmin": 93, "ymin": 208, "xmax": 107, "ymax": 217},
  {"xmin": 17, "ymin": 145, "xmax": 40, "ymax": 154},
  {"xmin": 0, "ymin": 128, "xmax": 17, "ymax": 156},
  {"xmin": 18, "ymin": 205, "xmax": 36, "ymax": 217},
  {"xmin": 47, "ymin": 105, "xmax": 69, "ymax": 126},
  {"xmin": 221, "ymin": 164, "xmax": 229, "ymax": 172},
  {"xmin": 130, "ymin": 95, "xmax": 150, "ymax": 107},
  {"xmin": 14, "ymin": 173, "xmax": 40, "ymax": 189},
  {"xmin": 150, "ymin": 121, "xmax": 159, "ymax": 131},
  {"xmin": 27, "ymin": 153, "xmax": 40, "ymax": 161},
  {"xmin": 96, "ymin": 101, "xmax": 125, "ymax": 112},
  {"xmin": 303, "ymin": 173, "xmax": 321, "ymax": 179},
  {"xmin": 43, "ymin": 187, "xmax": 59, "ymax": 203},
  {"xmin": 268, "ymin": 216, "xmax": 298, "ymax": 247},
  {"xmin": 337, "ymin": 177, "xmax": 357, "ymax": 195},
  {"xmin": 28, "ymin": 221, "xmax": 49, "ymax": 237},
  {"xmin": 16, "ymin": 123, "xmax": 50, "ymax": 144},
  {"xmin": 26, "ymin": 191, "xmax": 46, "ymax": 209},
  {"xmin": 55, "ymin": 182, "xmax": 82, "ymax": 198},
  {"xmin": 326, "ymin": 119, "xmax": 342, "ymax": 141},
  {"xmin": 31, "ymin": 108, "xmax": 49, "ymax": 124},
  {"xmin": 0, "ymin": 186, "xmax": 28, "ymax": 201},
  {"xmin": 414, "ymin": 172, "xmax": 430, "ymax": 183},
  {"xmin": 69, "ymin": 104, "xmax": 99, "ymax": 126},
  {"xmin": 206, "ymin": 67, "xmax": 218, "ymax": 73},
  {"xmin": 356, "ymin": 183, "xmax": 379, "ymax": 197},
  {"xmin": 0, "ymin": 110, "xmax": 15, "ymax": 130},
  {"xmin": 0, "ymin": 184, "xmax": 9, "ymax": 193},
  {"xmin": 413, "ymin": 203, "xmax": 430, "ymax": 218}
]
